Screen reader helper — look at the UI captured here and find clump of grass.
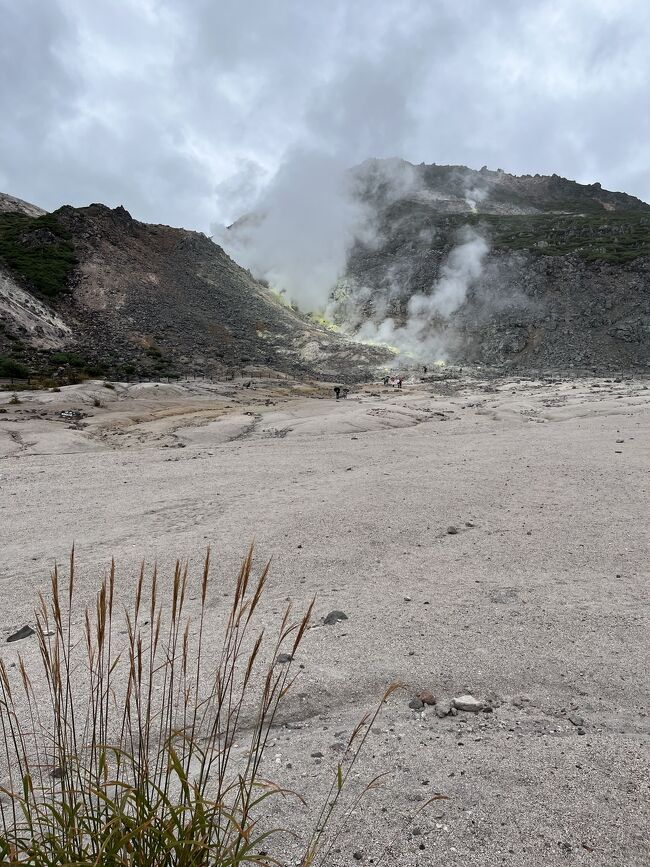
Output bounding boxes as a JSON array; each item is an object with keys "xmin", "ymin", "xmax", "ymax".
[
  {"xmin": 0, "ymin": 547, "xmax": 403, "ymax": 865},
  {"xmin": 8, "ymin": 393, "xmax": 21, "ymax": 405}
]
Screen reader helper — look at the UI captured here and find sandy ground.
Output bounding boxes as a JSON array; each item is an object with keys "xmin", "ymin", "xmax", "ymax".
[{"xmin": 1, "ymin": 372, "xmax": 649, "ymax": 866}]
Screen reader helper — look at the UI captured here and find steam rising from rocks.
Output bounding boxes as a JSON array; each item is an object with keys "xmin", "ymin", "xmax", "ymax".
[
  {"xmin": 410, "ymin": 228, "xmax": 488, "ymax": 318},
  {"xmin": 217, "ymin": 155, "xmax": 420, "ymax": 312},
  {"xmin": 354, "ymin": 227, "xmax": 489, "ymax": 361},
  {"xmin": 217, "ymin": 151, "xmax": 369, "ymax": 311},
  {"xmin": 217, "ymin": 156, "xmax": 491, "ymax": 362}
]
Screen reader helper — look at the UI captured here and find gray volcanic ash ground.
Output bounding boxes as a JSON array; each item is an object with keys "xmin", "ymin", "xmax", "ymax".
[{"xmin": 1, "ymin": 372, "xmax": 649, "ymax": 866}]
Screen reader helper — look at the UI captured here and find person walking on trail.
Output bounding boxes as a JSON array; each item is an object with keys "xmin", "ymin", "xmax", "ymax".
[
  {"xmin": 334, "ymin": 385, "xmax": 341, "ymax": 400},
  {"xmin": 397, "ymin": 377, "xmax": 403, "ymax": 389}
]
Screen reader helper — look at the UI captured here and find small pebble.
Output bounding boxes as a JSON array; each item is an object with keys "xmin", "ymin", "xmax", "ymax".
[
  {"xmin": 452, "ymin": 694, "xmax": 486, "ymax": 712},
  {"xmin": 324, "ymin": 610, "xmax": 348, "ymax": 625}
]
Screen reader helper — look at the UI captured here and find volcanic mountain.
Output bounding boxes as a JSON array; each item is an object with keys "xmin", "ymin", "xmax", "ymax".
[
  {"xmin": 337, "ymin": 160, "xmax": 650, "ymax": 371},
  {"xmin": 2, "ymin": 162, "xmax": 650, "ymax": 383},
  {"xmin": 0, "ymin": 200, "xmax": 388, "ymax": 382}
]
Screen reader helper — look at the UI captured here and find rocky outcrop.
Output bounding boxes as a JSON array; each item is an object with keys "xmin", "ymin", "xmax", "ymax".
[
  {"xmin": 457, "ymin": 252, "xmax": 650, "ymax": 370},
  {"xmin": 0, "ymin": 264, "xmax": 71, "ymax": 349},
  {"xmin": 1, "ymin": 199, "xmax": 389, "ymax": 380},
  {"xmin": 340, "ymin": 161, "xmax": 650, "ymax": 371},
  {"xmin": 0, "ymin": 193, "xmax": 47, "ymax": 218}
]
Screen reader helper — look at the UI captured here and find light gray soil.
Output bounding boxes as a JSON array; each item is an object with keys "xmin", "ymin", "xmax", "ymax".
[{"xmin": 1, "ymin": 374, "xmax": 648, "ymax": 866}]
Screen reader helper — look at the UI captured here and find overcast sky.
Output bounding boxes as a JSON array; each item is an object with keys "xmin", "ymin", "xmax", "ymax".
[{"xmin": 2, "ymin": 0, "xmax": 649, "ymax": 230}]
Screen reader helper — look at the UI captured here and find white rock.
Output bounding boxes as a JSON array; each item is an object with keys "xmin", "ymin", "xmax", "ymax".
[{"xmin": 452, "ymin": 694, "xmax": 486, "ymax": 712}]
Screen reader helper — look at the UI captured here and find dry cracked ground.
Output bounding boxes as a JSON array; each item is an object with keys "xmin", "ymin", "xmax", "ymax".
[{"xmin": 0, "ymin": 372, "xmax": 649, "ymax": 866}]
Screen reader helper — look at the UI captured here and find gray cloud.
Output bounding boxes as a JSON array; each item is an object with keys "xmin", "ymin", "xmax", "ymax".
[{"xmin": 1, "ymin": 0, "xmax": 649, "ymax": 232}]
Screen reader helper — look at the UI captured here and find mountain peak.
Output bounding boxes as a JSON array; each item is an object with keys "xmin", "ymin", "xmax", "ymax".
[{"xmin": 353, "ymin": 159, "xmax": 650, "ymax": 216}]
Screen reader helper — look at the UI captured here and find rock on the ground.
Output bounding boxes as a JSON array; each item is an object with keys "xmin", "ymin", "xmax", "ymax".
[
  {"xmin": 324, "ymin": 610, "xmax": 348, "ymax": 625},
  {"xmin": 452, "ymin": 694, "xmax": 486, "ymax": 712},
  {"xmin": 7, "ymin": 625, "xmax": 35, "ymax": 642}
]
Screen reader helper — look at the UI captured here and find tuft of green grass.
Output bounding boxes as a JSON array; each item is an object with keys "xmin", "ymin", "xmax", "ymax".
[
  {"xmin": 0, "ymin": 547, "xmax": 408, "ymax": 865},
  {"xmin": 0, "ymin": 213, "xmax": 77, "ymax": 299}
]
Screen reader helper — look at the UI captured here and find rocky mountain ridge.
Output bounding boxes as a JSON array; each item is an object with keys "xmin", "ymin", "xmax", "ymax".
[
  {"xmin": 0, "ymin": 200, "xmax": 388, "ymax": 382},
  {"xmin": 338, "ymin": 160, "xmax": 650, "ymax": 370},
  {"xmin": 2, "ymin": 162, "xmax": 650, "ymax": 383}
]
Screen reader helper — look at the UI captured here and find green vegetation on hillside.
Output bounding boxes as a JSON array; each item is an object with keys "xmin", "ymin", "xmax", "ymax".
[
  {"xmin": 379, "ymin": 194, "xmax": 650, "ymax": 264},
  {"xmin": 0, "ymin": 212, "xmax": 77, "ymax": 298},
  {"xmin": 482, "ymin": 211, "xmax": 650, "ymax": 263},
  {"xmin": 0, "ymin": 355, "xmax": 29, "ymax": 380},
  {"xmin": 0, "ymin": 327, "xmax": 116, "ymax": 387}
]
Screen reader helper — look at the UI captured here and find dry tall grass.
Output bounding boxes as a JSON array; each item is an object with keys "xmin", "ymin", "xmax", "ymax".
[{"xmin": 0, "ymin": 547, "xmax": 404, "ymax": 866}]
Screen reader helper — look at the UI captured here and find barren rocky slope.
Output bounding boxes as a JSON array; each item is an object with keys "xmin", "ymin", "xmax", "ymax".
[
  {"xmin": 340, "ymin": 161, "xmax": 650, "ymax": 371},
  {"xmin": 0, "ymin": 192, "xmax": 46, "ymax": 218},
  {"xmin": 0, "ymin": 200, "xmax": 388, "ymax": 381}
]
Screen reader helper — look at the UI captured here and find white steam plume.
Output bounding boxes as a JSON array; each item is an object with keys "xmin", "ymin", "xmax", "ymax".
[
  {"xmin": 214, "ymin": 154, "xmax": 419, "ymax": 313},
  {"xmin": 357, "ymin": 226, "xmax": 489, "ymax": 361},
  {"xmin": 464, "ymin": 185, "xmax": 488, "ymax": 212},
  {"xmin": 214, "ymin": 149, "xmax": 492, "ymax": 363},
  {"xmin": 215, "ymin": 151, "xmax": 368, "ymax": 311},
  {"xmin": 409, "ymin": 227, "xmax": 488, "ymax": 318}
]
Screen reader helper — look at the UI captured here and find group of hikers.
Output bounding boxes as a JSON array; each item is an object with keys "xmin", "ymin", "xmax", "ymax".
[
  {"xmin": 333, "ymin": 375, "xmax": 405, "ymax": 399},
  {"xmin": 333, "ymin": 364, "xmax": 433, "ymax": 399}
]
